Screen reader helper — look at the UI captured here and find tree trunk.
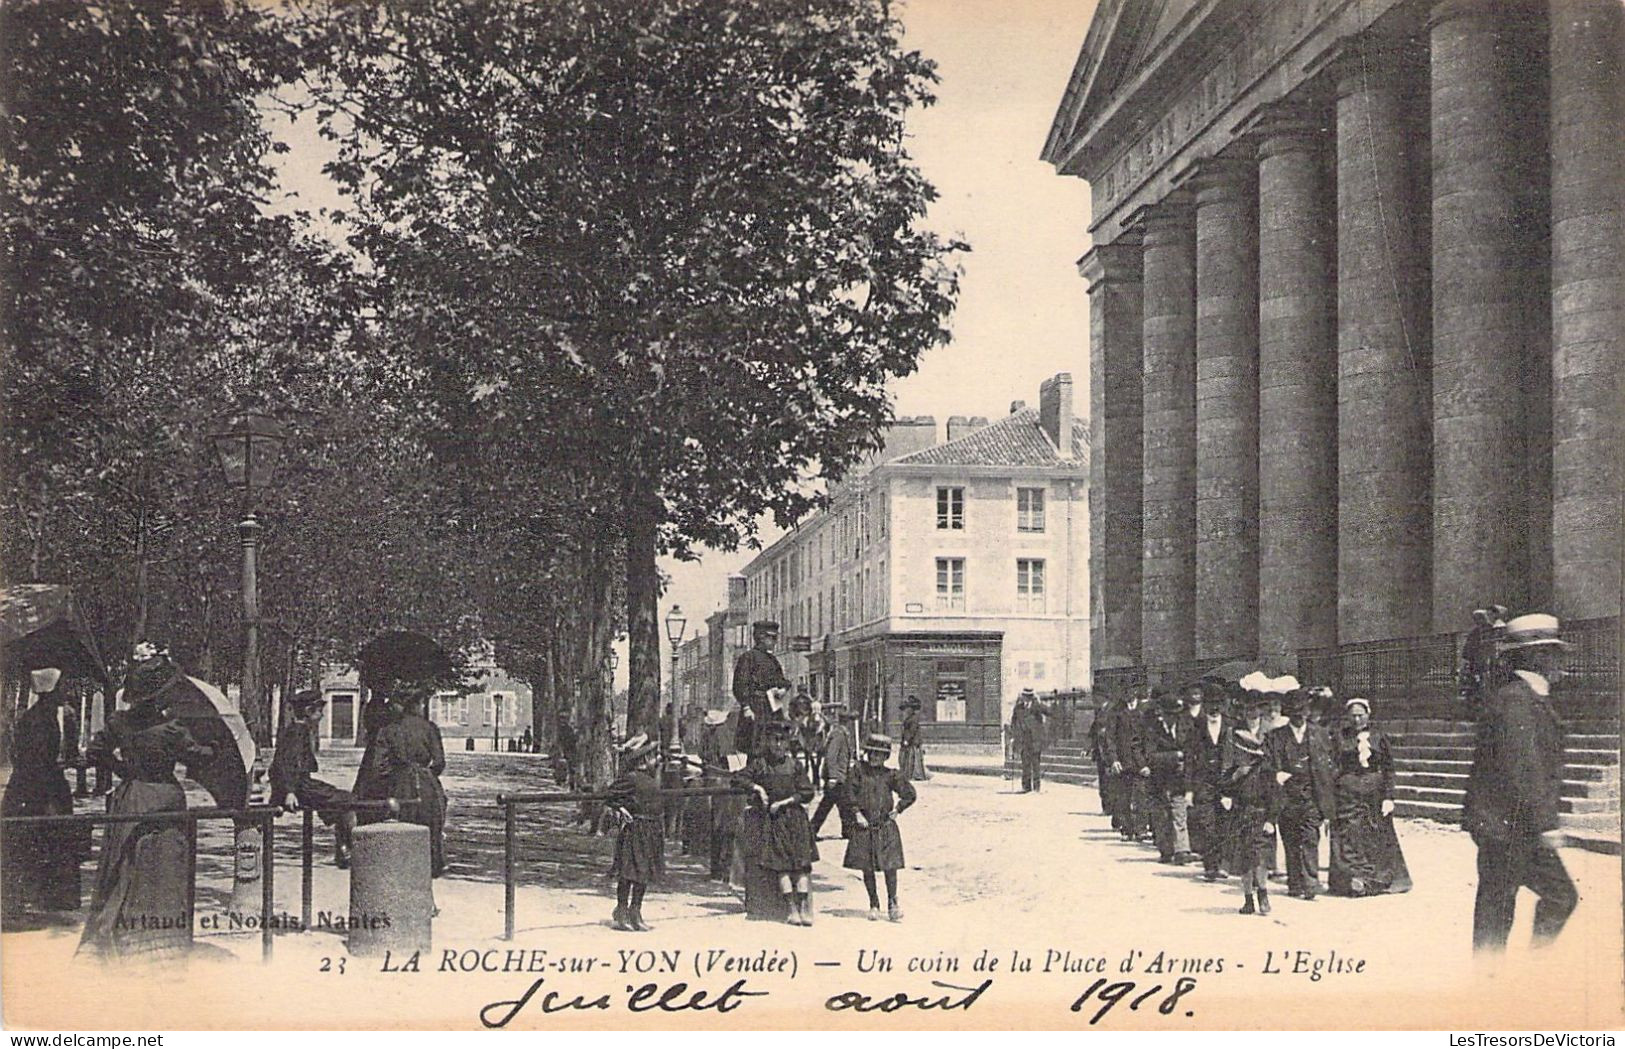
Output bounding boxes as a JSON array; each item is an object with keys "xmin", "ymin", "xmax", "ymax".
[{"xmin": 623, "ymin": 478, "xmax": 662, "ymax": 741}]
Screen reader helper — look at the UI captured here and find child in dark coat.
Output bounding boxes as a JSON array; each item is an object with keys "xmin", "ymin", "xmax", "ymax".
[
  {"xmin": 607, "ymin": 737, "xmax": 665, "ymax": 931},
  {"xmin": 1221, "ymin": 694, "xmax": 1278, "ymax": 916},
  {"xmin": 743, "ymin": 719, "xmax": 818, "ymax": 925},
  {"xmin": 844, "ymin": 733, "xmax": 917, "ymax": 921}
]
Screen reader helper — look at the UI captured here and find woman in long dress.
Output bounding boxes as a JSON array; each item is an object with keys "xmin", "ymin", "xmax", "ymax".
[
  {"xmin": 1328, "ymin": 697, "xmax": 1412, "ymax": 896},
  {"xmin": 79, "ymin": 647, "xmax": 214, "ymax": 960},
  {"xmin": 1221, "ymin": 693, "xmax": 1277, "ymax": 916},
  {"xmin": 899, "ymin": 696, "xmax": 930, "ymax": 781},
  {"xmin": 2, "ymin": 670, "xmax": 89, "ymax": 918},
  {"xmin": 359, "ymin": 687, "xmax": 447, "ymax": 878}
]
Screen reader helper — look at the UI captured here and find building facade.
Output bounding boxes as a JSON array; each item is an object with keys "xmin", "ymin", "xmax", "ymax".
[
  {"xmin": 317, "ymin": 650, "xmax": 534, "ymax": 750},
  {"xmin": 736, "ymin": 374, "xmax": 1091, "ymax": 743},
  {"xmin": 1045, "ymin": 0, "xmax": 1622, "ymax": 678}
]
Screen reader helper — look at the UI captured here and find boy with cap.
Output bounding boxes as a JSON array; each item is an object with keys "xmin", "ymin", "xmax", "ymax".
[
  {"xmin": 269, "ymin": 689, "xmax": 356, "ymax": 868},
  {"xmin": 844, "ymin": 733, "xmax": 917, "ymax": 921},
  {"xmin": 810, "ymin": 703, "xmax": 858, "ymax": 840},
  {"xmin": 1464, "ymin": 613, "xmax": 1578, "ymax": 952}
]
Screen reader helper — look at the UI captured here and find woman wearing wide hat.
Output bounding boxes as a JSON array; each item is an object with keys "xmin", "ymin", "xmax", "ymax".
[
  {"xmin": 1220, "ymin": 692, "xmax": 1278, "ymax": 915},
  {"xmin": 843, "ymin": 734, "xmax": 917, "ymax": 921}
]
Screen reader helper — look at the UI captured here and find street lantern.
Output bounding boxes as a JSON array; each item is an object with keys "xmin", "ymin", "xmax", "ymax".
[
  {"xmin": 208, "ymin": 408, "xmax": 287, "ymax": 916},
  {"xmin": 664, "ymin": 606, "xmax": 687, "ymax": 751},
  {"xmin": 209, "ymin": 411, "xmax": 288, "ymax": 493}
]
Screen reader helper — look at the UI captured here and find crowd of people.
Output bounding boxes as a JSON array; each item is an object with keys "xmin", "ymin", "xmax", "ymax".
[{"xmin": 602, "ymin": 618, "xmax": 923, "ymax": 929}]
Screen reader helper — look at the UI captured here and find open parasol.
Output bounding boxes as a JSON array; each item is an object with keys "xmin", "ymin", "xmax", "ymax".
[
  {"xmin": 151, "ymin": 675, "xmax": 256, "ymax": 809},
  {"xmin": 0, "ymin": 584, "xmax": 110, "ymax": 686},
  {"xmin": 1197, "ymin": 658, "xmax": 1287, "ymax": 687},
  {"xmin": 356, "ymin": 630, "xmax": 455, "ymax": 691}
]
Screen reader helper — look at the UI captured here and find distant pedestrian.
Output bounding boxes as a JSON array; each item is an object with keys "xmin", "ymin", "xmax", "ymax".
[
  {"xmin": 1142, "ymin": 688, "xmax": 1193, "ymax": 865},
  {"xmin": 1111, "ymin": 687, "xmax": 1152, "ymax": 840},
  {"xmin": 1089, "ymin": 692, "xmax": 1118, "ymax": 821},
  {"xmin": 899, "ymin": 696, "xmax": 930, "ymax": 781},
  {"xmin": 607, "ymin": 737, "xmax": 664, "ymax": 932},
  {"xmin": 1459, "ymin": 604, "xmax": 1509, "ymax": 706},
  {"xmin": 810, "ymin": 704, "xmax": 859, "ymax": 839},
  {"xmin": 1010, "ymin": 688, "xmax": 1049, "ymax": 793},
  {"xmin": 1464, "ymin": 614, "xmax": 1578, "ymax": 952},
  {"xmin": 843, "ymin": 734, "xmax": 917, "ymax": 922}
]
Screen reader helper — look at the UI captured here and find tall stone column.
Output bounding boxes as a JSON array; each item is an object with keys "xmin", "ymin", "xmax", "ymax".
[
  {"xmin": 1333, "ymin": 40, "xmax": 1432, "ymax": 644},
  {"xmin": 1248, "ymin": 105, "xmax": 1338, "ymax": 661},
  {"xmin": 1135, "ymin": 195, "xmax": 1197, "ymax": 666},
  {"xmin": 1081, "ymin": 236, "xmax": 1145, "ymax": 669},
  {"xmin": 1429, "ymin": 0, "xmax": 1546, "ymax": 628},
  {"xmin": 1549, "ymin": 0, "xmax": 1623, "ymax": 620},
  {"xmin": 1188, "ymin": 157, "xmax": 1259, "ymax": 660}
]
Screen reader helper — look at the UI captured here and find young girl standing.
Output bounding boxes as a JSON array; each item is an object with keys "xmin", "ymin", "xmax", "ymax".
[
  {"xmin": 843, "ymin": 733, "xmax": 917, "ymax": 921},
  {"xmin": 1221, "ymin": 694, "xmax": 1278, "ymax": 915},
  {"xmin": 607, "ymin": 737, "xmax": 665, "ymax": 931},
  {"xmin": 745, "ymin": 719, "xmax": 818, "ymax": 925}
]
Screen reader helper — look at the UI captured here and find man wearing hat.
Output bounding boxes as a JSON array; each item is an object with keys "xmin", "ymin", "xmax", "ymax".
[
  {"xmin": 1265, "ymin": 689, "xmax": 1336, "ymax": 899},
  {"xmin": 1142, "ymin": 687, "xmax": 1194, "ymax": 864},
  {"xmin": 269, "ymin": 689, "xmax": 356, "ymax": 868},
  {"xmin": 1110, "ymin": 686, "xmax": 1152, "ymax": 840},
  {"xmin": 1464, "ymin": 613, "xmax": 1579, "ymax": 952},
  {"xmin": 810, "ymin": 703, "xmax": 858, "ymax": 839},
  {"xmin": 732, "ymin": 621, "xmax": 791, "ymax": 757},
  {"xmin": 1010, "ymin": 688, "xmax": 1049, "ymax": 793},
  {"xmin": 1186, "ymin": 679, "xmax": 1233, "ymax": 880}
]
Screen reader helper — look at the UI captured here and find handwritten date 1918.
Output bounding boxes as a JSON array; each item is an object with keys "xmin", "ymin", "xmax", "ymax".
[{"xmin": 1069, "ymin": 977, "xmax": 1198, "ymax": 1025}]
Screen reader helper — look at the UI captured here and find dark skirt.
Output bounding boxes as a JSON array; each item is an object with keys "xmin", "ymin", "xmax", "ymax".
[
  {"xmin": 79, "ymin": 781, "xmax": 192, "ymax": 960},
  {"xmin": 389, "ymin": 766, "xmax": 447, "ymax": 877},
  {"xmin": 759, "ymin": 804, "xmax": 818, "ymax": 873},
  {"xmin": 2, "ymin": 782, "xmax": 88, "ymax": 913},
  {"xmin": 612, "ymin": 817, "xmax": 665, "ymax": 884},
  {"xmin": 901, "ymin": 744, "xmax": 931, "ymax": 781},
  {"xmin": 1226, "ymin": 804, "xmax": 1272, "ymax": 877},
  {"xmin": 843, "ymin": 819, "xmax": 904, "ymax": 872},
  {"xmin": 1328, "ymin": 772, "xmax": 1412, "ymax": 895}
]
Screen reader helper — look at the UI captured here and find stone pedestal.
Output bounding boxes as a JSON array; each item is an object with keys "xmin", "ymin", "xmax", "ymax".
[
  {"xmin": 1334, "ymin": 40, "xmax": 1433, "ymax": 643},
  {"xmin": 1549, "ymin": 0, "xmax": 1624, "ymax": 619},
  {"xmin": 1189, "ymin": 157, "xmax": 1259, "ymax": 660},
  {"xmin": 1253, "ymin": 108, "xmax": 1338, "ymax": 659},
  {"xmin": 1135, "ymin": 195, "xmax": 1198, "ymax": 665},
  {"xmin": 348, "ymin": 823, "xmax": 433, "ymax": 956},
  {"xmin": 1081, "ymin": 237, "xmax": 1145, "ymax": 668}
]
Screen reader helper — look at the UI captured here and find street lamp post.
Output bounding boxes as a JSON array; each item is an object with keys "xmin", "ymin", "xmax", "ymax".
[
  {"xmin": 209, "ymin": 408, "xmax": 286, "ymax": 917},
  {"xmin": 664, "ymin": 606, "xmax": 687, "ymax": 752}
]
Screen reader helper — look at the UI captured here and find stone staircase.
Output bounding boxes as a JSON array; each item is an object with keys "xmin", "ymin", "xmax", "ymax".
[{"xmin": 1007, "ymin": 721, "xmax": 1621, "ymax": 851}]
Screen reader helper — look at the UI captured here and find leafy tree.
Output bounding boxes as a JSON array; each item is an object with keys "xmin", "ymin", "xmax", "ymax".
[{"xmin": 304, "ymin": 0, "xmax": 964, "ymax": 739}]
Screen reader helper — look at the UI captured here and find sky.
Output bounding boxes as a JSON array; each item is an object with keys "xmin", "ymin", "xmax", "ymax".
[
  {"xmin": 651, "ymin": 0, "xmax": 1097, "ymax": 681},
  {"xmin": 267, "ymin": 0, "xmax": 1100, "ymax": 687}
]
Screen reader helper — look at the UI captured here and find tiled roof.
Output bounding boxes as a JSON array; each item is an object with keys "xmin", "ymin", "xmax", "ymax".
[{"xmin": 888, "ymin": 408, "xmax": 1090, "ymax": 468}]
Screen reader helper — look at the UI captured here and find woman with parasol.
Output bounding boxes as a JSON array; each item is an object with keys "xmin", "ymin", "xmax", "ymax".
[{"xmin": 78, "ymin": 643, "xmax": 217, "ymax": 960}]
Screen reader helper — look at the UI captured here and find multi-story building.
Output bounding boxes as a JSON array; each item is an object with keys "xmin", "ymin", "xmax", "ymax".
[
  {"xmin": 736, "ymin": 373, "xmax": 1090, "ymax": 744},
  {"xmin": 316, "ymin": 645, "xmax": 533, "ymax": 750}
]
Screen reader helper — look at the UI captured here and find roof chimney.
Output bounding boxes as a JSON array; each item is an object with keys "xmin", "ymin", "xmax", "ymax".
[
  {"xmin": 877, "ymin": 416, "xmax": 939, "ymax": 462},
  {"xmin": 1039, "ymin": 373, "xmax": 1074, "ymax": 458},
  {"xmin": 1010, "ymin": 400, "xmax": 1027, "ymax": 414}
]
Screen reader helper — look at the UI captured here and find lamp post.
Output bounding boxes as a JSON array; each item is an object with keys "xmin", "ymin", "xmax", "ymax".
[
  {"xmin": 208, "ymin": 409, "xmax": 286, "ymax": 918},
  {"xmin": 604, "ymin": 649, "xmax": 620, "ymax": 738},
  {"xmin": 664, "ymin": 606, "xmax": 687, "ymax": 751}
]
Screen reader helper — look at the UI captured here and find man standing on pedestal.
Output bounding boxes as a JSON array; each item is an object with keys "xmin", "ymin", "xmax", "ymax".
[
  {"xmin": 1465, "ymin": 614, "xmax": 1579, "ymax": 952},
  {"xmin": 732, "ymin": 620, "xmax": 790, "ymax": 758}
]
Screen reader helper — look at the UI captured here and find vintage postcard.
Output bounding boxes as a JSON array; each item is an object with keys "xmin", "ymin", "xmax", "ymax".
[{"xmin": 2, "ymin": 0, "xmax": 1621, "ymax": 1033}]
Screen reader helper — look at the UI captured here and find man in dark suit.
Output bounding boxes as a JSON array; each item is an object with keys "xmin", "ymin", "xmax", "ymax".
[
  {"xmin": 1464, "ymin": 614, "xmax": 1578, "ymax": 952},
  {"xmin": 1011, "ymin": 688, "xmax": 1050, "ymax": 792},
  {"xmin": 1186, "ymin": 681, "xmax": 1232, "ymax": 881},
  {"xmin": 1111, "ymin": 687, "xmax": 1151, "ymax": 841},
  {"xmin": 1266, "ymin": 689, "xmax": 1336, "ymax": 899},
  {"xmin": 1142, "ymin": 688, "xmax": 1193, "ymax": 864},
  {"xmin": 1091, "ymin": 693, "xmax": 1122, "ymax": 828},
  {"xmin": 731, "ymin": 620, "xmax": 790, "ymax": 757}
]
